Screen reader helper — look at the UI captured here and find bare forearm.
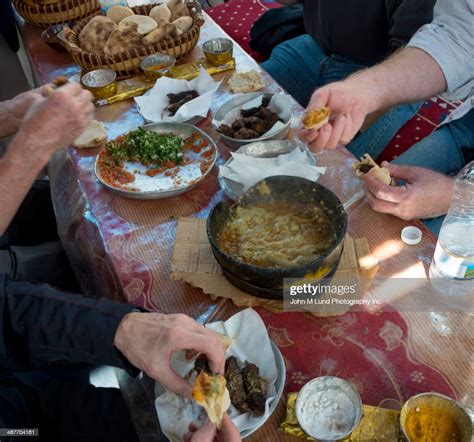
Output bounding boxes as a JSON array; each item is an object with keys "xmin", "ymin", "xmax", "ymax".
[
  {"xmin": 0, "ymin": 132, "xmax": 50, "ymax": 235},
  {"xmin": 347, "ymin": 47, "xmax": 447, "ymax": 113}
]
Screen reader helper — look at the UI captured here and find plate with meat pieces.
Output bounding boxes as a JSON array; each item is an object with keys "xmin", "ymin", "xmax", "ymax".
[
  {"xmin": 213, "ymin": 92, "xmax": 294, "ymax": 148},
  {"xmin": 154, "ymin": 308, "xmax": 285, "ymax": 441},
  {"xmin": 166, "ymin": 90, "xmax": 199, "ymax": 116}
]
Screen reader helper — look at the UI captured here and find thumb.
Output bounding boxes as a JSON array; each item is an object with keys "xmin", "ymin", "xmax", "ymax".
[
  {"xmin": 191, "ymin": 419, "xmax": 217, "ymax": 442},
  {"xmin": 383, "ymin": 162, "xmax": 417, "ymax": 182},
  {"xmin": 153, "ymin": 363, "xmax": 193, "ymax": 399},
  {"xmin": 309, "ymin": 86, "xmax": 330, "ymax": 110}
]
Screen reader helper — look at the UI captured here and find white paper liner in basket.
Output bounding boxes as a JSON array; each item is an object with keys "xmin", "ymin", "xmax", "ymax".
[
  {"xmin": 135, "ymin": 67, "xmax": 221, "ymax": 123},
  {"xmin": 154, "ymin": 309, "xmax": 278, "ymax": 441}
]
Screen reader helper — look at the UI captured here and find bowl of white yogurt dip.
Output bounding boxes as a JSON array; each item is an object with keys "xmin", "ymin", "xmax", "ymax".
[{"xmin": 295, "ymin": 376, "xmax": 362, "ymax": 441}]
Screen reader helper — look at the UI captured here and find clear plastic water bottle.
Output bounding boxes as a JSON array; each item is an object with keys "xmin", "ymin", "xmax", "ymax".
[{"xmin": 429, "ymin": 161, "xmax": 474, "ymax": 295}]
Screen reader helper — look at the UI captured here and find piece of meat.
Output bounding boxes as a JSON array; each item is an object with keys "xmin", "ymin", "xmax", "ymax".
[
  {"xmin": 167, "ymin": 90, "xmax": 198, "ymax": 104},
  {"xmin": 231, "ymin": 119, "xmax": 244, "ymax": 131},
  {"xmin": 217, "ymin": 124, "xmax": 235, "ymax": 137},
  {"xmin": 225, "ymin": 356, "xmax": 248, "ymax": 413},
  {"xmin": 358, "ymin": 164, "xmax": 374, "ymax": 174},
  {"xmin": 241, "ymin": 362, "xmax": 266, "ymax": 414},
  {"xmin": 233, "ymin": 128, "xmax": 259, "ymax": 140},
  {"xmin": 167, "ymin": 90, "xmax": 199, "ymax": 116}
]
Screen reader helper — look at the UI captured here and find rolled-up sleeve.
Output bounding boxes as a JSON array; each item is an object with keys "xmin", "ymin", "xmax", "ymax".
[{"xmin": 407, "ymin": 0, "xmax": 474, "ymax": 95}]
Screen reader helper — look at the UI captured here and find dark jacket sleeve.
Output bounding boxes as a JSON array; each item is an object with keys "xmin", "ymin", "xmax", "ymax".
[
  {"xmin": 386, "ymin": 0, "xmax": 435, "ymax": 54},
  {"xmin": 0, "ymin": 275, "xmax": 137, "ymax": 373}
]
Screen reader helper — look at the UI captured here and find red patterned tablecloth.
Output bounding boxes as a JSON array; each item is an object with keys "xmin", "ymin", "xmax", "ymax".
[{"xmin": 17, "ymin": 12, "xmax": 473, "ymax": 441}]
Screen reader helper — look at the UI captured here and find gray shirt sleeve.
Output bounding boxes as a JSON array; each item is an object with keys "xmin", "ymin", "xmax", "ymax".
[{"xmin": 407, "ymin": 0, "xmax": 474, "ymax": 100}]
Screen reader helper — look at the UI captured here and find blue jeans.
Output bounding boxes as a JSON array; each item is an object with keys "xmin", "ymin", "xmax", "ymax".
[{"xmin": 390, "ymin": 111, "xmax": 474, "ymax": 235}]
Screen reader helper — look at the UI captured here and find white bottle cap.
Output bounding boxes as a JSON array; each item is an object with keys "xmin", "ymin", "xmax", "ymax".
[{"xmin": 401, "ymin": 226, "xmax": 422, "ymax": 245}]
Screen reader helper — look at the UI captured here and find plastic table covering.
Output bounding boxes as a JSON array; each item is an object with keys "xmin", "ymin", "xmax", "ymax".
[{"xmin": 16, "ymin": 12, "xmax": 473, "ymax": 442}]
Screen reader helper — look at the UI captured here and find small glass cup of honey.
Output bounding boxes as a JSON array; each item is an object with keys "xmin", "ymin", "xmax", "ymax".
[
  {"xmin": 140, "ymin": 53, "xmax": 176, "ymax": 81},
  {"xmin": 81, "ymin": 69, "xmax": 117, "ymax": 99},
  {"xmin": 400, "ymin": 393, "xmax": 472, "ymax": 442},
  {"xmin": 202, "ymin": 38, "xmax": 233, "ymax": 66}
]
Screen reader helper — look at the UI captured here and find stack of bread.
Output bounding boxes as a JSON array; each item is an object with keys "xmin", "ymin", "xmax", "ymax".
[{"xmin": 78, "ymin": 0, "xmax": 193, "ymax": 56}]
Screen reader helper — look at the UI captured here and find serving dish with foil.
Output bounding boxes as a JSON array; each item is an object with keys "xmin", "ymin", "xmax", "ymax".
[
  {"xmin": 218, "ymin": 140, "xmax": 316, "ymax": 201},
  {"xmin": 94, "ymin": 122, "xmax": 217, "ymax": 200}
]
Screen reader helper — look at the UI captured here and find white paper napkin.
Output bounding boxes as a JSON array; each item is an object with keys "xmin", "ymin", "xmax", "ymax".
[
  {"xmin": 220, "ymin": 147, "xmax": 326, "ymax": 192},
  {"xmin": 212, "ymin": 94, "xmax": 292, "ymax": 139},
  {"xmin": 154, "ymin": 308, "xmax": 278, "ymax": 442},
  {"xmin": 135, "ymin": 67, "xmax": 221, "ymax": 123}
]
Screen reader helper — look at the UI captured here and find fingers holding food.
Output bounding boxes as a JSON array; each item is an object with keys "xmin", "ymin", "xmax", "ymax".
[
  {"xmin": 353, "ymin": 154, "xmax": 392, "ymax": 185},
  {"xmin": 192, "ymin": 372, "xmax": 231, "ymax": 429},
  {"xmin": 302, "ymin": 107, "xmax": 330, "ymax": 131},
  {"xmin": 73, "ymin": 120, "xmax": 106, "ymax": 149},
  {"xmin": 18, "ymin": 83, "xmax": 94, "ymax": 156}
]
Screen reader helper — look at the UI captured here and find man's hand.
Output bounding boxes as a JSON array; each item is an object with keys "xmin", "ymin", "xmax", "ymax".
[
  {"xmin": 16, "ymin": 83, "xmax": 94, "ymax": 161},
  {"xmin": 184, "ymin": 415, "xmax": 241, "ymax": 442},
  {"xmin": 362, "ymin": 163, "xmax": 454, "ymax": 220},
  {"xmin": 298, "ymin": 80, "xmax": 374, "ymax": 152},
  {"xmin": 114, "ymin": 312, "xmax": 226, "ymax": 398},
  {"xmin": 0, "ymin": 88, "xmax": 46, "ymax": 137}
]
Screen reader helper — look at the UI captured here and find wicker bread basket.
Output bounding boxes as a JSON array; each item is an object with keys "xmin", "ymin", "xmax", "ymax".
[
  {"xmin": 60, "ymin": 2, "xmax": 205, "ymax": 79},
  {"xmin": 12, "ymin": 0, "xmax": 100, "ymax": 27}
]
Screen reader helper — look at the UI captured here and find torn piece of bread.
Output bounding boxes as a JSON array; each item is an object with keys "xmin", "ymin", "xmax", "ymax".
[
  {"xmin": 192, "ymin": 372, "xmax": 231, "ymax": 429},
  {"xmin": 228, "ymin": 71, "xmax": 265, "ymax": 93},
  {"xmin": 353, "ymin": 153, "xmax": 392, "ymax": 185},
  {"xmin": 73, "ymin": 120, "xmax": 106, "ymax": 148},
  {"xmin": 143, "ymin": 23, "xmax": 179, "ymax": 45},
  {"xmin": 302, "ymin": 107, "xmax": 330, "ymax": 130}
]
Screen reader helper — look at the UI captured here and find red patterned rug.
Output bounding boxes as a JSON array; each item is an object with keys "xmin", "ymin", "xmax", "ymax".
[
  {"xmin": 256, "ymin": 307, "xmax": 457, "ymax": 409},
  {"xmin": 206, "ymin": 0, "xmax": 280, "ymax": 61}
]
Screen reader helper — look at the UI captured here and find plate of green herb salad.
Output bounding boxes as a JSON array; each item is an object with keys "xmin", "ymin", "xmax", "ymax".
[{"xmin": 95, "ymin": 122, "xmax": 217, "ymax": 199}]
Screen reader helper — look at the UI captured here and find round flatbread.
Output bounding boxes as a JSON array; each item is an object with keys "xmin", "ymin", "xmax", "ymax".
[
  {"xmin": 106, "ymin": 5, "xmax": 135, "ymax": 24},
  {"xmin": 79, "ymin": 16, "xmax": 117, "ymax": 53},
  {"xmin": 73, "ymin": 120, "xmax": 107, "ymax": 148},
  {"xmin": 104, "ymin": 25, "xmax": 142, "ymax": 55},
  {"xmin": 119, "ymin": 15, "xmax": 158, "ymax": 36},
  {"xmin": 228, "ymin": 71, "xmax": 265, "ymax": 93},
  {"xmin": 170, "ymin": 2, "xmax": 189, "ymax": 21},
  {"xmin": 149, "ymin": 4, "xmax": 172, "ymax": 27},
  {"xmin": 172, "ymin": 16, "xmax": 192, "ymax": 33}
]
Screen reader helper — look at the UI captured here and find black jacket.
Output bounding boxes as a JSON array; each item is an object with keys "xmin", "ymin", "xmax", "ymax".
[
  {"xmin": 0, "ymin": 275, "xmax": 136, "ymax": 435},
  {"xmin": 303, "ymin": 0, "xmax": 436, "ymax": 64}
]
